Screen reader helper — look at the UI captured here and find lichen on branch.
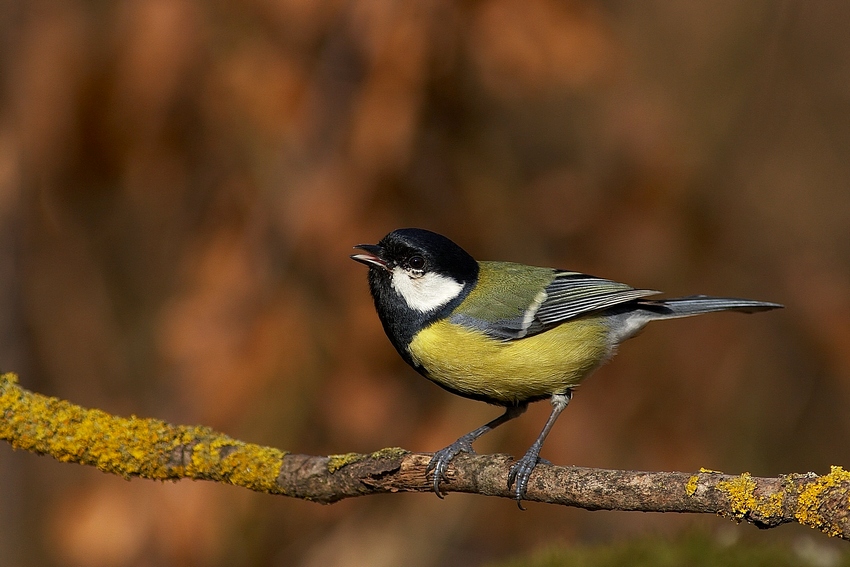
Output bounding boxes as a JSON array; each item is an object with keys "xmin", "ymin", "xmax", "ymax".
[
  {"xmin": 0, "ymin": 372, "xmax": 287, "ymax": 492},
  {"xmin": 2, "ymin": 371, "xmax": 850, "ymax": 541}
]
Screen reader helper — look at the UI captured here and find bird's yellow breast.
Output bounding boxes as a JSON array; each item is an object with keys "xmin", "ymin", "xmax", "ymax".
[{"xmin": 407, "ymin": 318, "xmax": 611, "ymax": 405}]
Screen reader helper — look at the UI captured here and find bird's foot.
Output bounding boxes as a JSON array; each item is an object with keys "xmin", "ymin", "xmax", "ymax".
[
  {"xmin": 507, "ymin": 445, "xmax": 543, "ymax": 509},
  {"xmin": 425, "ymin": 436, "xmax": 476, "ymax": 498}
]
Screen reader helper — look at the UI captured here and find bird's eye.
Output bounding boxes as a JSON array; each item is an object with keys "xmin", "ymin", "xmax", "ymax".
[{"xmin": 407, "ymin": 255, "xmax": 425, "ymax": 271}]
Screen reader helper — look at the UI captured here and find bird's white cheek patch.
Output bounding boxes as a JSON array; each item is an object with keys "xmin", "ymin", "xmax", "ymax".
[{"xmin": 391, "ymin": 269, "xmax": 464, "ymax": 313}]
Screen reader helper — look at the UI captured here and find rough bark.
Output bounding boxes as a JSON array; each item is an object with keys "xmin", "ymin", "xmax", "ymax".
[{"xmin": 1, "ymin": 372, "xmax": 848, "ymax": 540}]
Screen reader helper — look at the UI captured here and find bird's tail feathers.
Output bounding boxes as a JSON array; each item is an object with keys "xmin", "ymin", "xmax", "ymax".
[
  {"xmin": 606, "ymin": 295, "xmax": 781, "ymax": 344},
  {"xmin": 645, "ymin": 295, "xmax": 782, "ymax": 319}
]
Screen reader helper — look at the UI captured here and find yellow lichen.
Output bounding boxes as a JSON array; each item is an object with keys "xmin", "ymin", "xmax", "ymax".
[
  {"xmin": 795, "ymin": 466, "xmax": 850, "ymax": 537},
  {"xmin": 686, "ymin": 468, "xmax": 725, "ymax": 498},
  {"xmin": 760, "ymin": 490, "xmax": 785, "ymax": 518},
  {"xmin": 370, "ymin": 447, "xmax": 408, "ymax": 460},
  {"xmin": 326, "ymin": 448, "xmax": 408, "ymax": 473},
  {"xmin": 0, "ymin": 372, "xmax": 288, "ymax": 494},
  {"xmin": 686, "ymin": 475, "xmax": 699, "ymax": 497},
  {"xmin": 717, "ymin": 472, "xmax": 757, "ymax": 519},
  {"xmin": 699, "ymin": 467, "xmax": 723, "ymax": 474},
  {"xmin": 327, "ymin": 452, "xmax": 365, "ymax": 473},
  {"xmin": 215, "ymin": 442, "xmax": 287, "ymax": 493}
]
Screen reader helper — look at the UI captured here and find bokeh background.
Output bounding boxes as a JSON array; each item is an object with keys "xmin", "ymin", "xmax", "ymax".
[{"xmin": 1, "ymin": 1, "xmax": 849, "ymax": 565}]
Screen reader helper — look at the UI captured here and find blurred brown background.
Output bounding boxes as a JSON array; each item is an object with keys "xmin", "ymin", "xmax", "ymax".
[{"xmin": 1, "ymin": 1, "xmax": 848, "ymax": 565}]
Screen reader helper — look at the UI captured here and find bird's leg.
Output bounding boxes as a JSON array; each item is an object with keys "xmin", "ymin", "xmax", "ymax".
[
  {"xmin": 426, "ymin": 403, "xmax": 528, "ymax": 497},
  {"xmin": 508, "ymin": 390, "xmax": 572, "ymax": 508}
]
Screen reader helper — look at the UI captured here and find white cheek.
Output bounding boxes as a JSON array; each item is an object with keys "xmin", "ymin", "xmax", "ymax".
[{"xmin": 391, "ymin": 268, "xmax": 464, "ymax": 313}]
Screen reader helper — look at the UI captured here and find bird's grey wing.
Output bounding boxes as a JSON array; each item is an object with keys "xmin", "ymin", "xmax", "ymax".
[
  {"xmin": 451, "ymin": 267, "xmax": 660, "ymax": 340},
  {"xmin": 534, "ymin": 272, "xmax": 660, "ymax": 327}
]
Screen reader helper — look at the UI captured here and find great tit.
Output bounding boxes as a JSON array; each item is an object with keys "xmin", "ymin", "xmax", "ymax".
[{"xmin": 351, "ymin": 228, "xmax": 781, "ymax": 505}]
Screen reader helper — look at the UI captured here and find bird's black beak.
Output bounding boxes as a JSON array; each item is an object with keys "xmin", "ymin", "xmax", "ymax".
[{"xmin": 351, "ymin": 244, "xmax": 390, "ymax": 271}]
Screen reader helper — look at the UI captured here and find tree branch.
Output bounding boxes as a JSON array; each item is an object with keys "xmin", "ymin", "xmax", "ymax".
[{"xmin": 1, "ymin": 372, "xmax": 848, "ymax": 539}]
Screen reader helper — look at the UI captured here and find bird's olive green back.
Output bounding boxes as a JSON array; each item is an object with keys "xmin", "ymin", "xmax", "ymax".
[{"xmin": 456, "ymin": 262, "xmax": 557, "ymax": 323}]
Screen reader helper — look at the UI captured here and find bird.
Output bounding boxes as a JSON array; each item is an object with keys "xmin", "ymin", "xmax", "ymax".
[{"xmin": 350, "ymin": 228, "xmax": 782, "ymax": 505}]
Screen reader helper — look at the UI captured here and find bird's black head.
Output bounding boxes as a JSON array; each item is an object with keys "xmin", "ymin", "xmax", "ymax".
[{"xmin": 351, "ymin": 228, "xmax": 479, "ymax": 356}]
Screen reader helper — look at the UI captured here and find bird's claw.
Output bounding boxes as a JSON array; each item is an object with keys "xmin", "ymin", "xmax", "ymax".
[
  {"xmin": 425, "ymin": 438, "xmax": 476, "ymax": 497},
  {"xmin": 508, "ymin": 448, "xmax": 542, "ymax": 509}
]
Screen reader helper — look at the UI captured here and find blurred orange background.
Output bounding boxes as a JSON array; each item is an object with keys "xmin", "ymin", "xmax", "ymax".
[{"xmin": 1, "ymin": 1, "xmax": 848, "ymax": 565}]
